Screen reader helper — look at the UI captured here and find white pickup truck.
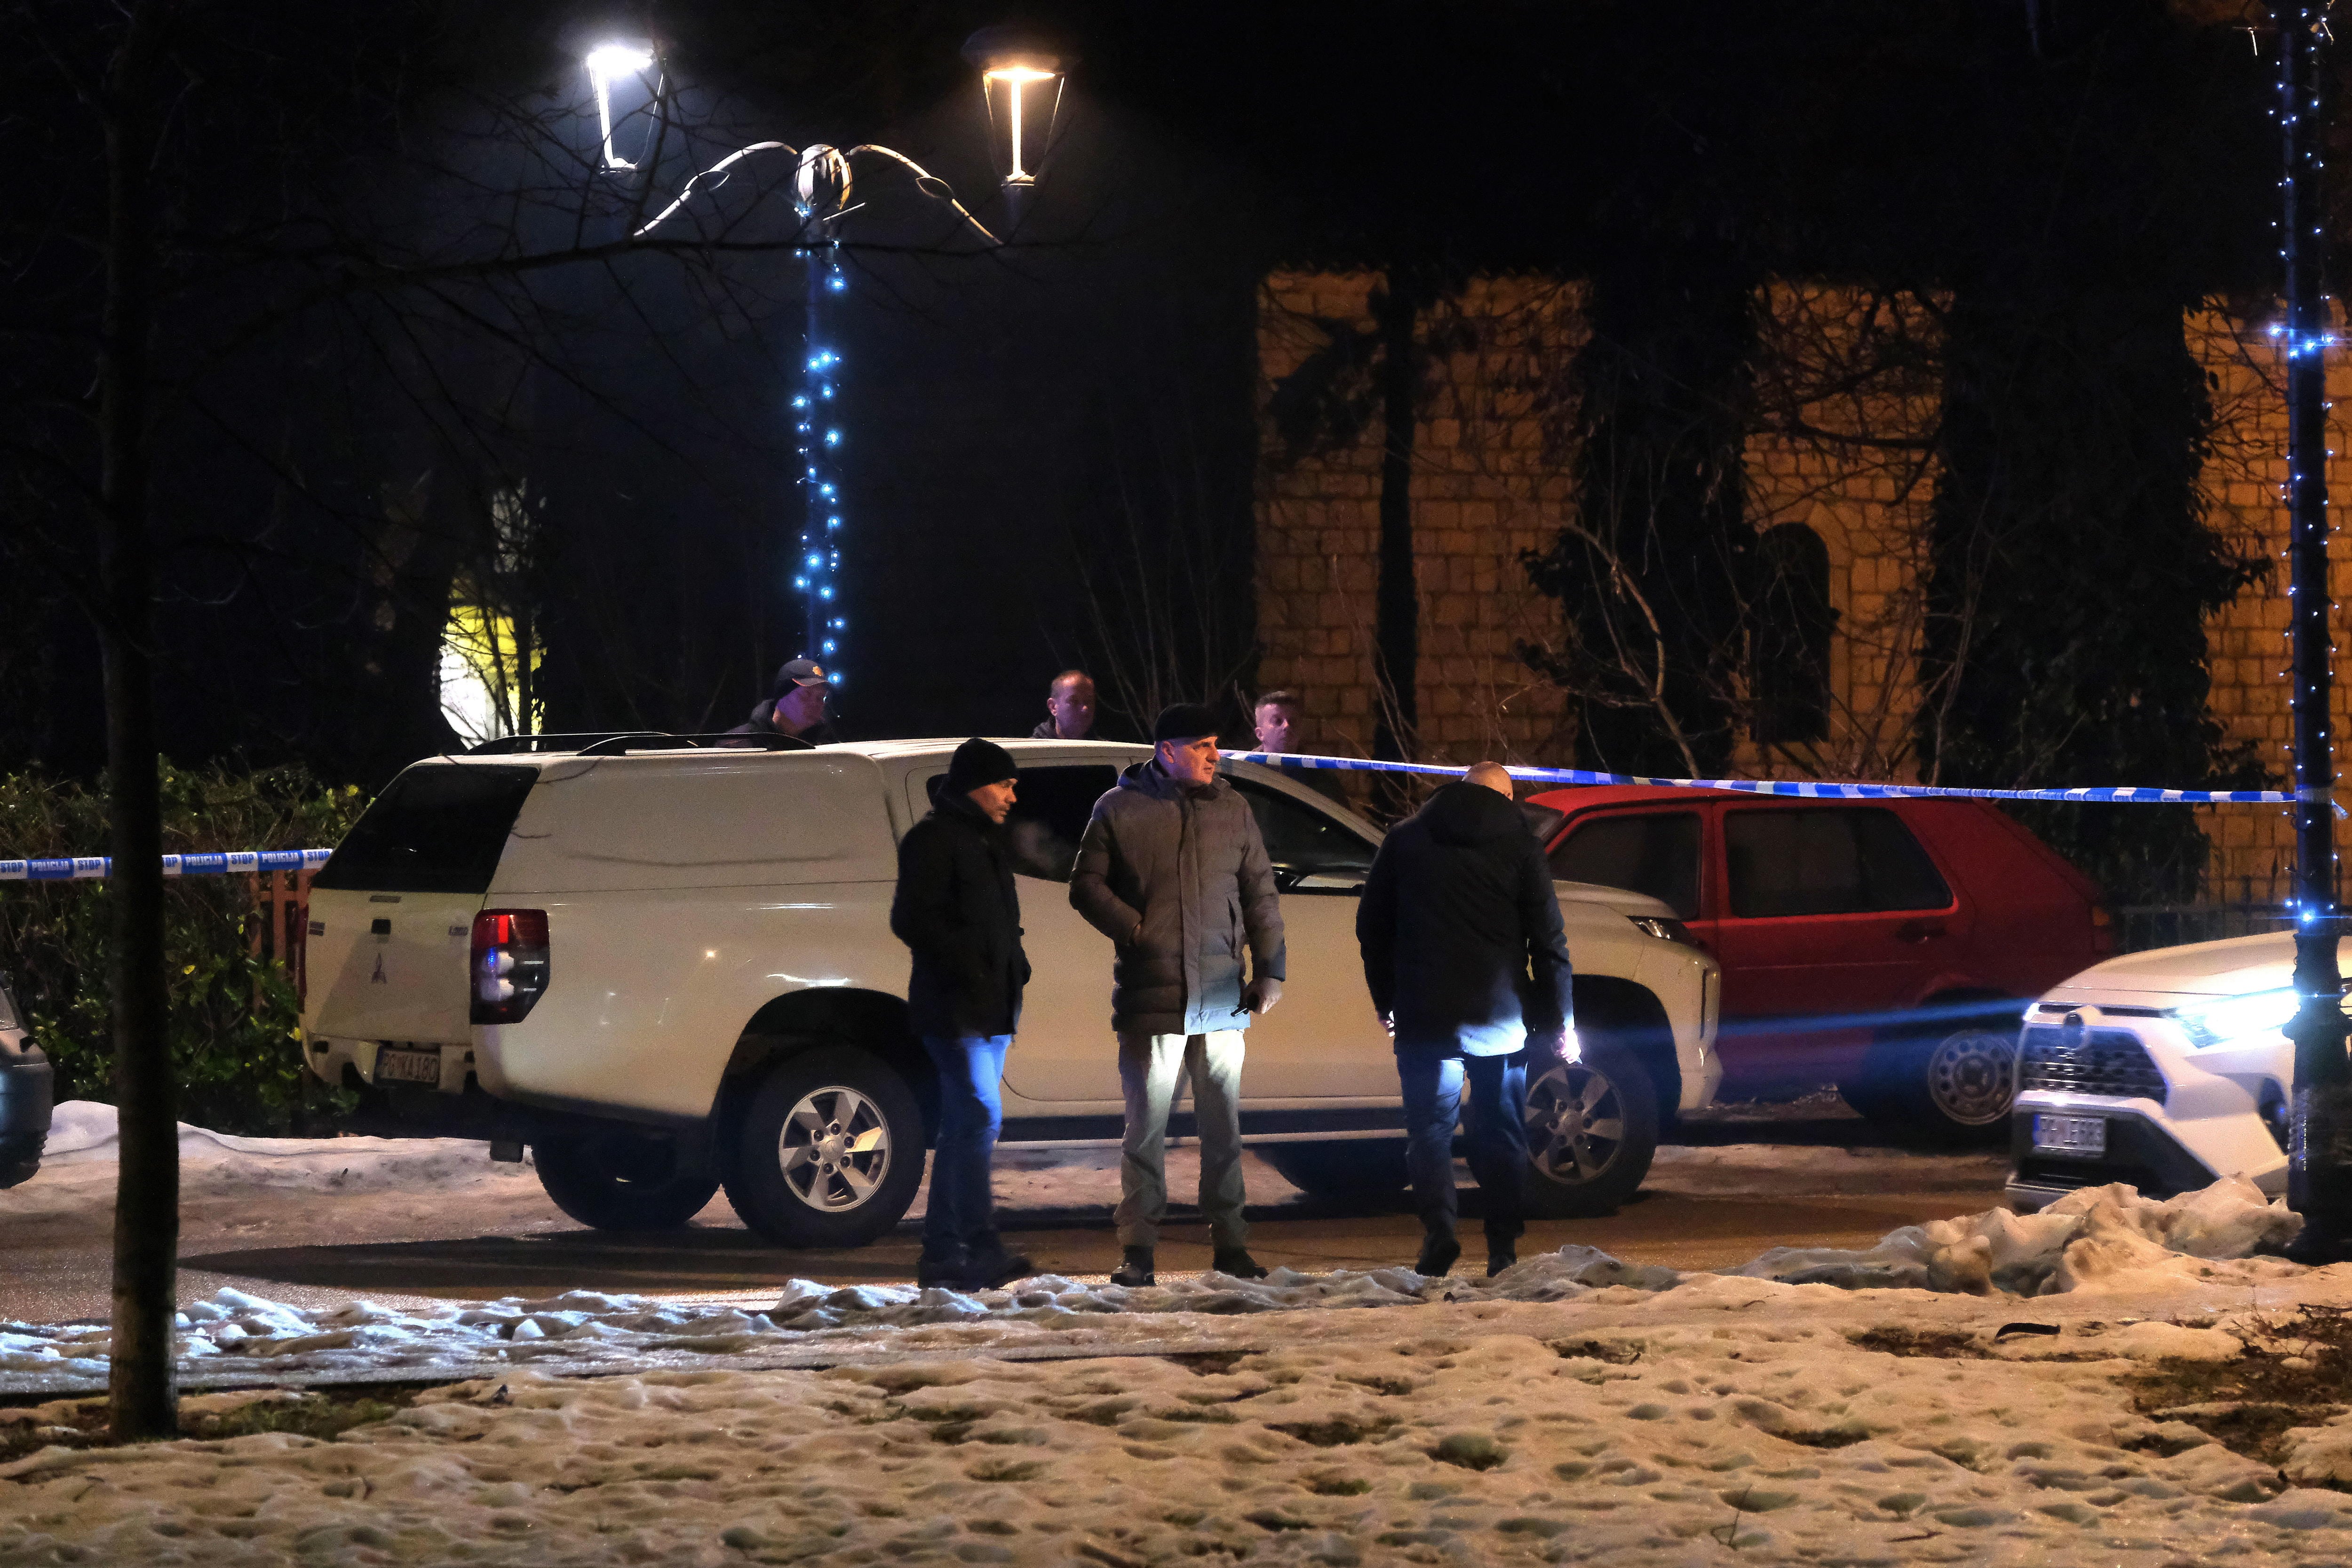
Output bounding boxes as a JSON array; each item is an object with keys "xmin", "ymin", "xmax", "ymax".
[{"xmin": 300, "ymin": 737, "xmax": 1722, "ymax": 1248}]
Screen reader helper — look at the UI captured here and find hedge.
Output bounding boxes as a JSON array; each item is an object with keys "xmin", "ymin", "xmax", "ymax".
[{"xmin": 0, "ymin": 764, "xmax": 367, "ymax": 1135}]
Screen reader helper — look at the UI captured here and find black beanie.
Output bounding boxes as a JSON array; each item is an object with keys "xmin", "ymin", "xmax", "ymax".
[
  {"xmin": 1152, "ymin": 703, "xmax": 1220, "ymax": 744},
  {"xmin": 944, "ymin": 737, "xmax": 1018, "ymax": 795}
]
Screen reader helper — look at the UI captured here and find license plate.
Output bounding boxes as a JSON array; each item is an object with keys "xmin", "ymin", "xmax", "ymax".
[
  {"xmin": 2032, "ymin": 1113, "xmax": 2106, "ymax": 1157},
  {"xmin": 375, "ymin": 1047, "xmax": 441, "ymax": 1087}
]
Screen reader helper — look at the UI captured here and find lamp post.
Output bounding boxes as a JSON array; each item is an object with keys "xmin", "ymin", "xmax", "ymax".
[
  {"xmin": 2272, "ymin": 2, "xmax": 2352, "ymax": 1262},
  {"xmin": 580, "ymin": 29, "xmax": 1069, "ymax": 690}
]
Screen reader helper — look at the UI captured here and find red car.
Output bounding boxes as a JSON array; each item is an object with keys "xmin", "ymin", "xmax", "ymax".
[{"xmin": 1523, "ymin": 786, "xmax": 2112, "ymax": 1138}]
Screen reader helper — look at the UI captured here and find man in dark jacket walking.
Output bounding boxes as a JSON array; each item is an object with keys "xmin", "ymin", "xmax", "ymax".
[
  {"xmin": 890, "ymin": 738, "xmax": 1033, "ymax": 1289},
  {"xmin": 1357, "ymin": 760, "xmax": 1574, "ymax": 1280},
  {"xmin": 1071, "ymin": 703, "xmax": 1286, "ymax": 1286}
]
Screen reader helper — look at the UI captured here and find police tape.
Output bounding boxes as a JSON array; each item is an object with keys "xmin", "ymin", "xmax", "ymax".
[
  {"xmin": 1227, "ymin": 750, "xmax": 2316, "ymax": 805},
  {"xmin": 0, "ymin": 752, "xmax": 2317, "ymax": 884},
  {"xmin": 0, "ymin": 848, "xmax": 334, "ymax": 883}
]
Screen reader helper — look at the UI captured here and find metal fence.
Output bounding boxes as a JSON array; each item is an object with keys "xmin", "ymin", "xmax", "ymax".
[{"xmin": 2114, "ymin": 904, "xmax": 2294, "ymax": 955}]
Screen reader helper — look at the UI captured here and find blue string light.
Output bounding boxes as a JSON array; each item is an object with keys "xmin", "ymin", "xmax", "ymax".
[{"xmin": 796, "ymin": 247, "xmax": 849, "ymax": 674}]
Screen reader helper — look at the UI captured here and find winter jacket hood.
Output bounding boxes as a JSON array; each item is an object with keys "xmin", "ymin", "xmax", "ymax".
[
  {"xmin": 1419, "ymin": 779, "xmax": 1529, "ymax": 849},
  {"xmin": 1356, "ymin": 782, "xmax": 1574, "ymax": 1055}
]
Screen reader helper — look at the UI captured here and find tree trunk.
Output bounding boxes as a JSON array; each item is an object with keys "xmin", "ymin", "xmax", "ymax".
[
  {"xmin": 1370, "ymin": 276, "xmax": 1422, "ymax": 814},
  {"xmin": 101, "ymin": 0, "xmax": 178, "ymax": 1442}
]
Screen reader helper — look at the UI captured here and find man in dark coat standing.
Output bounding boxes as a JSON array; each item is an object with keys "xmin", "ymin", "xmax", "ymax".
[
  {"xmin": 1357, "ymin": 760, "xmax": 1574, "ymax": 1280},
  {"xmin": 1071, "ymin": 703, "xmax": 1286, "ymax": 1287},
  {"xmin": 890, "ymin": 738, "xmax": 1033, "ymax": 1289}
]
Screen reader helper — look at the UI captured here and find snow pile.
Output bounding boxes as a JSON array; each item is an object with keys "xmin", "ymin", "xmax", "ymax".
[
  {"xmin": 0, "ymin": 1179, "xmax": 2309, "ymax": 1393},
  {"xmin": 3, "ymin": 1306, "xmax": 2343, "ymax": 1566},
  {"xmin": 10, "ymin": 1101, "xmax": 546, "ymax": 1232},
  {"xmin": 1728, "ymin": 1176, "xmax": 2303, "ymax": 1297}
]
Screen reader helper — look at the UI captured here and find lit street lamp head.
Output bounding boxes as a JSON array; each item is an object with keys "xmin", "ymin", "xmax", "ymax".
[
  {"xmin": 961, "ymin": 25, "xmax": 1073, "ymax": 190},
  {"xmin": 582, "ymin": 40, "xmax": 656, "ymax": 172}
]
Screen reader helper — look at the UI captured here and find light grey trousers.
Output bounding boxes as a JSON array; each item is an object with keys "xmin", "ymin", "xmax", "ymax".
[{"xmin": 1114, "ymin": 1030, "xmax": 1248, "ymax": 1250}]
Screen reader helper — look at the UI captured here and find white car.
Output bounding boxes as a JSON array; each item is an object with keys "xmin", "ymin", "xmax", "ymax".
[
  {"xmin": 300, "ymin": 736, "xmax": 1722, "ymax": 1247},
  {"xmin": 2008, "ymin": 931, "xmax": 2314, "ymax": 1211}
]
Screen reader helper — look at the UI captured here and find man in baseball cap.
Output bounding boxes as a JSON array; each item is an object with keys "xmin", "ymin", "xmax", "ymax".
[{"xmin": 728, "ymin": 656, "xmax": 839, "ymax": 744}]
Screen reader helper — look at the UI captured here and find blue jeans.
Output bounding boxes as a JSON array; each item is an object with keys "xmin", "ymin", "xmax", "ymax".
[
  {"xmin": 1396, "ymin": 1046, "xmax": 1530, "ymax": 1243},
  {"xmin": 921, "ymin": 1034, "xmax": 1011, "ymax": 1258}
]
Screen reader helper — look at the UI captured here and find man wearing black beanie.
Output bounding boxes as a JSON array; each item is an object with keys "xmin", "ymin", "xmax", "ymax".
[
  {"xmin": 890, "ymin": 738, "xmax": 1034, "ymax": 1289},
  {"xmin": 1070, "ymin": 703, "xmax": 1286, "ymax": 1286}
]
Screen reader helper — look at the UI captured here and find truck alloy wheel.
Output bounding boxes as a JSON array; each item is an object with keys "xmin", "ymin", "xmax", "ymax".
[
  {"xmin": 1519, "ymin": 1046, "xmax": 1659, "ymax": 1218},
  {"xmin": 725, "ymin": 1045, "xmax": 925, "ymax": 1248}
]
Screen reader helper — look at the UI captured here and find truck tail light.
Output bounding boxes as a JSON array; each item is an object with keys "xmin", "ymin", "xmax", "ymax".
[
  {"xmin": 2090, "ymin": 904, "xmax": 2115, "ymax": 957},
  {"xmin": 471, "ymin": 909, "xmax": 550, "ymax": 1024}
]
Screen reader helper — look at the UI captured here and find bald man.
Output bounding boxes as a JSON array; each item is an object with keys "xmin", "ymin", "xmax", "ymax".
[{"xmin": 1356, "ymin": 760, "xmax": 1575, "ymax": 1279}]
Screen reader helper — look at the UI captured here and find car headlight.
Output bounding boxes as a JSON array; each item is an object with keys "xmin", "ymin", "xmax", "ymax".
[
  {"xmin": 1627, "ymin": 915, "xmax": 1699, "ymax": 946},
  {"xmin": 2170, "ymin": 987, "xmax": 2299, "ymax": 1050}
]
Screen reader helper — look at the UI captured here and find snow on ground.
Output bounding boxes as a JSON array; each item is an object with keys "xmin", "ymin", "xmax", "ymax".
[
  {"xmin": 9, "ymin": 1251, "xmax": 2352, "ymax": 1565},
  {"xmin": 0, "ymin": 1118, "xmax": 2342, "ymax": 1565},
  {"xmin": 0, "ymin": 1176, "xmax": 2306, "ymax": 1397}
]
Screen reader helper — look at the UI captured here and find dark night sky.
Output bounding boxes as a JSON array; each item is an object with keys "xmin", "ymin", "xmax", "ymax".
[{"xmin": 0, "ymin": 0, "xmax": 2290, "ymax": 786}]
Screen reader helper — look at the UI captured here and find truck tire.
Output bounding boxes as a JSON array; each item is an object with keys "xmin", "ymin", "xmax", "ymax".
[
  {"xmin": 1520, "ymin": 1045, "xmax": 1658, "ymax": 1218},
  {"xmin": 724, "ymin": 1046, "xmax": 925, "ymax": 1248},
  {"xmin": 1840, "ymin": 1019, "xmax": 2017, "ymax": 1146},
  {"xmin": 1259, "ymin": 1140, "xmax": 1411, "ymax": 1204},
  {"xmin": 533, "ymin": 1132, "xmax": 720, "ymax": 1231}
]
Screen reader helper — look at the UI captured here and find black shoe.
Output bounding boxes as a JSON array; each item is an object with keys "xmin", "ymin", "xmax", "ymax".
[
  {"xmin": 1486, "ymin": 1245, "xmax": 1518, "ymax": 1279},
  {"xmin": 1110, "ymin": 1247, "xmax": 1156, "ymax": 1288},
  {"xmin": 916, "ymin": 1251, "xmax": 969, "ymax": 1289},
  {"xmin": 1212, "ymin": 1248, "xmax": 1270, "ymax": 1281},
  {"xmin": 1414, "ymin": 1233, "xmax": 1462, "ymax": 1278},
  {"xmin": 965, "ymin": 1245, "xmax": 1034, "ymax": 1290}
]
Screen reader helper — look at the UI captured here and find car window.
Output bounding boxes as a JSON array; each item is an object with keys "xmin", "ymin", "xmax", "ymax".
[
  {"xmin": 1549, "ymin": 812, "xmax": 1701, "ymax": 920},
  {"xmin": 1724, "ymin": 807, "xmax": 1951, "ymax": 918},
  {"xmin": 1232, "ymin": 778, "xmax": 1377, "ymax": 891},
  {"xmin": 924, "ymin": 764, "xmax": 1118, "ymax": 882},
  {"xmin": 314, "ymin": 764, "xmax": 538, "ymax": 895}
]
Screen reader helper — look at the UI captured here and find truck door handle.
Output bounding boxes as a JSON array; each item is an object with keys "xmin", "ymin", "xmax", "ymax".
[{"xmin": 1894, "ymin": 920, "xmax": 1946, "ymax": 943}]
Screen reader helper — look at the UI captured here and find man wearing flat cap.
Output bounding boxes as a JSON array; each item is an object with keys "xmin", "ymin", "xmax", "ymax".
[
  {"xmin": 1071, "ymin": 703, "xmax": 1286, "ymax": 1286},
  {"xmin": 890, "ymin": 738, "xmax": 1034, "ymax": 1290}
]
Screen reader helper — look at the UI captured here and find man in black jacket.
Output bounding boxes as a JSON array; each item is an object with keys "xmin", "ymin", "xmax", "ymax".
[
  {"xmin": 1356, "ymin": 760, "xmax": 1574, "ymax": 1279},
  {"xmin": 890, "ymin": 738, "xmax": 1033, "ymax": 1289}
]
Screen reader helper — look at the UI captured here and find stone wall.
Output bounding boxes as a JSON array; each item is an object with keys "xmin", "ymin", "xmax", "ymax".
[{"xmin": 1254, "ymin": 273, "xmax": 2347, "ymax": 899}]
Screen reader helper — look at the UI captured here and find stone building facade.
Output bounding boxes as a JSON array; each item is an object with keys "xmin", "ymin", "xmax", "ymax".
[{"xmin": 1253, "ymin": 270, "xmax": 2351, "ymax": 899}]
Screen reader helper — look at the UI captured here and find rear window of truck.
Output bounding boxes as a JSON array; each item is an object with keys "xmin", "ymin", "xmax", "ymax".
[{"xmin": 313, "ymin": 764, "xmax": 538, "ymax": 894}]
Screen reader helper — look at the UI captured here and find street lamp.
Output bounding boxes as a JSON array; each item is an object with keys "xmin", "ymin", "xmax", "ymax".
[
  {"xmin": 581, "ymin": 29, "xmax": 1063, "ymax": 691},
  {"xmin": 961, "ymin": 26, "xmax": 1073, "ymax": 224},
  {"xmin": 583, "ymin": 41, "xmax": 656, "ymax": 173}
]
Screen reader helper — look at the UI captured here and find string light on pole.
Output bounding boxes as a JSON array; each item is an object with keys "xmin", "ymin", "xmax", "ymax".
[
  {"xmin": 579, "ymin": 26, "xmax": 1068, "ymax": 691},
  {"xmin": 2267, "ymin": 1, "xmax": 2352, "ymax": 1262}
]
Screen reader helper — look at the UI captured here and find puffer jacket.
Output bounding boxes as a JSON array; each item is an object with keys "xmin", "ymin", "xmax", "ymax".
[
  {"xmin": 1069, "ymin": 761, "xmax": 1286, "ymax": 1035},
  {"xmin": 1356, "ymin": 781, "xmax": 1574, "ymax": 1055}
]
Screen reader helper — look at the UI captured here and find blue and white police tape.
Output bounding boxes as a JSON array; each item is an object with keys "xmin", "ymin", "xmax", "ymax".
[
  {"xmin": 0, "ymin": 848, "xmax": 334, "ymax": 883},
  {"xmin": 1228, "ymin": 750, "xmax": 2314, "ymax": 805}
]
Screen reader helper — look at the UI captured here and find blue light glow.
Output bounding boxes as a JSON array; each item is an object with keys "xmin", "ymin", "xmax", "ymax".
[{"xmin": 795, "ymin": 254, "xmax": 852, "ymax": 680}]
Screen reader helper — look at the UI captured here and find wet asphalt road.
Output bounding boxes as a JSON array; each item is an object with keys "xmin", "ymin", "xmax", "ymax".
[{"xmin": 0, "ymin": 1097, "xmax": 2010, "ymax": 1325}]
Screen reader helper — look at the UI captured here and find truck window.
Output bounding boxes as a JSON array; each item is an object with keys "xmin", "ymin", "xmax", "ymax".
[
  {"xmin": 1724, "ymin": 807, "xmax": 1951, "ymax": 918},
  {"xmin": 1232, "ymin": 779, "xmax": 1376, "ymax": 889},
  {"xmin": 926, "ymin": 764, "xmax": 1118, "ymax": 882},
  {"xmin": 1549, "ymin": 812, "xmax": 1700, "ymax": 920},
  {"xmin": 313, "ymin": 764, "xmax": 536, "ymax": 895}
]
